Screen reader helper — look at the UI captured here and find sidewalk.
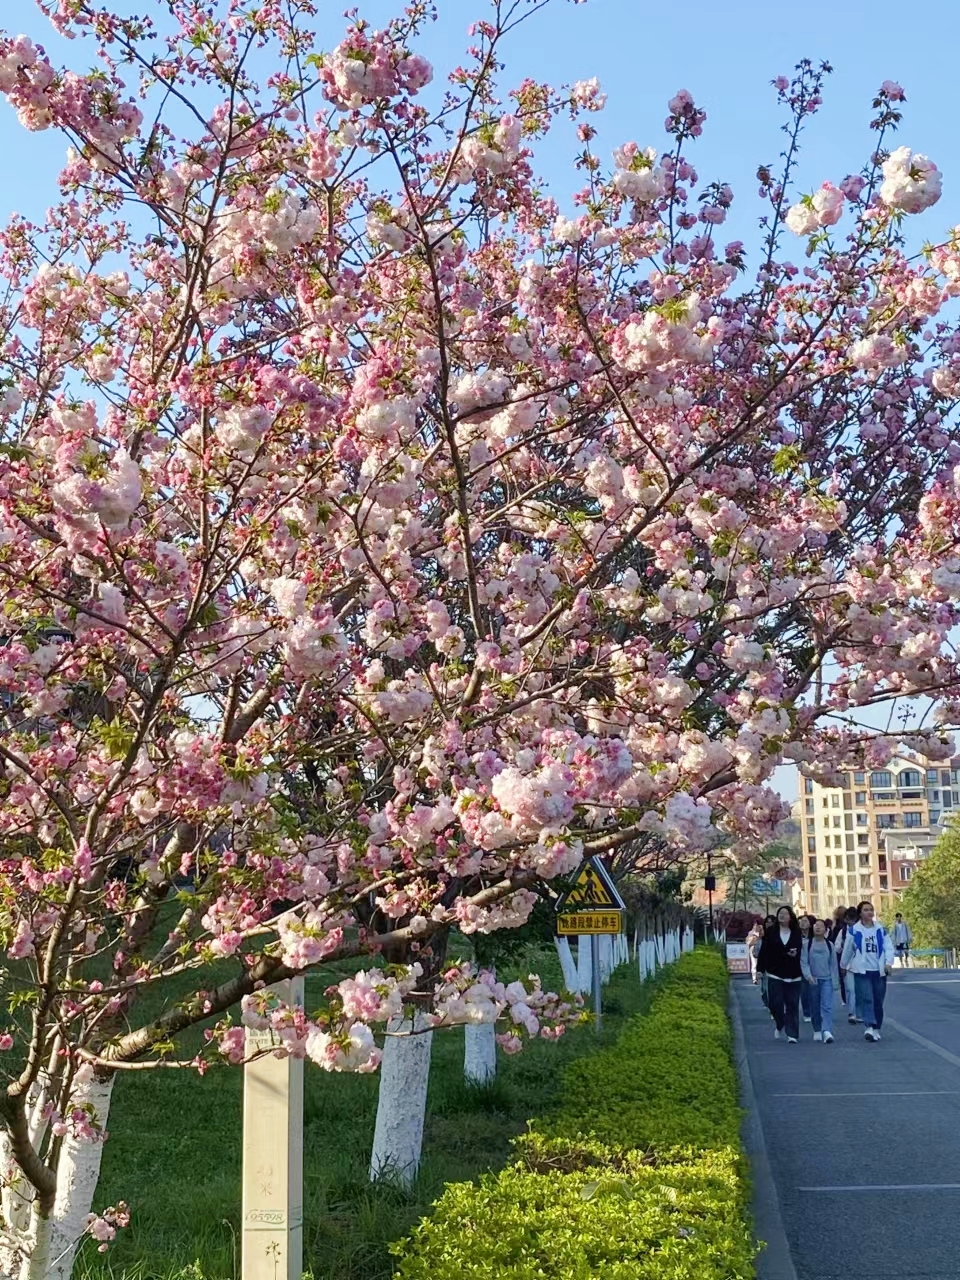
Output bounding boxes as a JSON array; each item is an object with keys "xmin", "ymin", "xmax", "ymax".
[{"xmin": 733, "ymin": 972, "xmax": 960, "ymax": 1280}]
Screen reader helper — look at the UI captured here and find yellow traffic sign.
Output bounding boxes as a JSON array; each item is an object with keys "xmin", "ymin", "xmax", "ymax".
[
  {"xmin": 555, "ymin": 857, "xmax": 626, "ymax": 914},
  {"xmin": 556, "ymin": 910, "xmax": 624, "ymax": 936}
]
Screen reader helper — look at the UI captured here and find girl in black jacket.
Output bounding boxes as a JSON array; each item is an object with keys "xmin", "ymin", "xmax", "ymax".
[{"xmin": 756, "ymin": 906, "xmax": 804, "ymax": 1042}]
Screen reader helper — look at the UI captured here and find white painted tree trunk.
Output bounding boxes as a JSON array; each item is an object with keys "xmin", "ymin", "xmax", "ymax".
[
  {"xmin": 554, "ymin": 936, "xmax": 580, "ymax": 993},
  {"xmin": 463, "ymin": 1022, "xmax": 497, "ymax": 1085},
  {"xmin": 370, "ymin": 1015, "xmax": 433, "ymax": 1186},
  {"xmin": 599, "ymin": 935, "xmax": 613, "ymax": 984},
  {"xmin": 0, "ymin": 1073, "xmax": 115, "ymax": 1280},
  {"xmin": 576, "ymin": 936, "xmax": 592, "ymax": 993}
]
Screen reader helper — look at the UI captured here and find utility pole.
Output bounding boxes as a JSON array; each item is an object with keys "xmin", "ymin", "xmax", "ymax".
[{"xmin": 704, "ymin": 851, "xmax": 716, "ymax": 943}]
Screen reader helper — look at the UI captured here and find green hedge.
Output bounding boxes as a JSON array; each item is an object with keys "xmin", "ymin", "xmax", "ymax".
[{"xmin": 393, "ymin": 949, "xmax": 755, "ymax": 1279}]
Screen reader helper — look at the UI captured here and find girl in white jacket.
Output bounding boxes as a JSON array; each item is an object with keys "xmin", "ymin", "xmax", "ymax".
[{"xmin": 839, "ymin": 902, "xmax": 895, "ymax": 1042}]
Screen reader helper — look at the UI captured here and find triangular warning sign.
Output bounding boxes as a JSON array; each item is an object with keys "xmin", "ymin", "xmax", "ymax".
[{"xmin": 556, "ymin": 857, "xmax": 626, "ymax": 913}]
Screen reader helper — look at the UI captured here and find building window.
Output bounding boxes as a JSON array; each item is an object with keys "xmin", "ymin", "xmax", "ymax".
[
  {"xmin": 872, "ymin": 792, "xmax": 895, "ymax": 803},
  {"xmin": 855, "ymin": 791, "xmax": 866, "ymax": 805},
  {"xmin": 804, "ymin": 776, "xmax": 814, "ymax": 794},
  {"xmin": 805, "ymin": 799, "xmax": 814, "ymax": 815},
  {"xmin": 807, "ymin": 819, "xmax": 816, "ymax": 833},
  {"xmin": 931, "ymin": 810, "xmax": 941, "ymax": 825},
  {"xmin": 876, "ymin": 814, "xmax": 898, "ymax": 829},
  {"xmin": 809, "ymin": 876, "xmax": 818, "ymax": 894},
  {"xmin": 845, "ymin": 834, "xmax": 854, "ymax": 851},
  {"xmin": 899, "ymin": 865, "xmax": 914, "ymax": 882},
  {"xmin": 880, "ymin": 875, "xmax": 888, "ymax": 890},
  {"xmin": 952, "ymin": 771, "xmax": 958, "ymax": 786},
  {"xmin": 826, "ymin": 875, "xmax": 834, "ymax": 889},
  {"xmin": 879, "ymin": 855, "xmax": 887, "ymax": 871},
  {"xmin": 899, "ymin": 769, "xmax": 923, "ymax": 789},
  {"xmin": 942, "ymin": 770, "xmax": 952, "ymax": 786},
  {"xmin": 832, "ymin": 815, "xmax": 841, "ymax": 828},
  {"xmin": 846, "ymin": 854, "xmax": 855, "ymax": 872},
  {"xmin": 831, "ymin": 794, "xmax": 840, "ymax": 808},
  {"xmin": 848, "ymin": 875, "xmax": 857, "ymax": 895},
  {"xmin": 854, "ymin": 771, "xmax": 865, "ymax": 784},
  {"xmin": 931, "ymin": 790, "xmax": 940, "ymax": 802},
  {"xmin": 822, "ymin": 795, "xmax": 829, "ymax": 808},
  {"xmin": 928, "ymin": 770, "xmax": 939, "ymax": 784},
  {"xmin": 834, "ymin": 835, "xmax": 842, "ymax": 848},
  {"xmin": 858, "ymin": 834, "xmax": 869, "ymax": 847},
  {"xmin": 904, "ymin": 812, "xmax": 923, "ymax": 828},
  {"xmin": 808, "ymin": 856, "xmax": 817, "ymax": 873},
  {"xmin": 860, "ymin": 874, "xmax": 873, "ymax": 889},
  {"xmin": 808, "ymin": 837, "xmax": 816, "ymax": 853},
  {"xmin": 944, "ymin": 794, "xmax": 954, "ymax": 810},
  {"xmin": 856, "ymin": 813, "xmax": 868, "ymax": 826},
  {"xmin": 870, "ymin": 771, "xmax": 892, "ymax": 788},
  {"xmin": 859, "ymin": 853, "xmax": 871, "ymax": 867}
]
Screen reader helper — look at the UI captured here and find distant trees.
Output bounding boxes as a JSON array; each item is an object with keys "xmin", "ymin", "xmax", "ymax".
[{"xmin": 899, "ymin": 824, "xmax": 960, "ymax": 950}]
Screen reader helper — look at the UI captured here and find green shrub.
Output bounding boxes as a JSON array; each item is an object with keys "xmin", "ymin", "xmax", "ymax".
[
  {"xmin": 393, "ymin": 949, "xmax": 756, "ymax": 1279},
  {"xmin": 394, "ymin": 1152, "xmax": 754, "ymax": 1280}
]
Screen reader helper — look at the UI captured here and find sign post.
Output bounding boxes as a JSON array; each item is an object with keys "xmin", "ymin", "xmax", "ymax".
[
  {"xmin": 555, "ymin": 857, "xmax": 627, "ymax": 1034},
  {"xmin": 241, "ymin": 977, "xmax": 304, "ymax": 1280}
]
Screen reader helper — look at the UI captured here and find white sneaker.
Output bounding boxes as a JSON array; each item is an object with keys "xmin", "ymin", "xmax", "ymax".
[
  {"xmin": 803, "ymin": 1016, "xmax": 812, "ymax": 1023},
  {"xmin": 864, "ymin": 1028, "xmax": 879, "ymax": 1042},
  {"xmin": 871, "ymin": 1029, "xmax": 882, "ymax": 1041},
  {"xmin": 774, "ymin": 1029, "xmax": 781, "ymax": 1040},
  {"xmin": 787, "ymin": 1036, "xmax": 798, "ymax": 1043},
  {"xmin": 823, "ymin": 1032, "xmax": 834, "ymax": 1043},
  {"xmin": 813, "ymin": 1032, "xmax": 823, "ymax": 1042},
  {"xmin": 848, "ymin": 1015, "xmax": 857, "ymax": 1024}
]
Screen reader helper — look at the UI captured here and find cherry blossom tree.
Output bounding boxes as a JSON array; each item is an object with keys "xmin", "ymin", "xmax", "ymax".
[{"xmin": 0, "ymin": 0, "xmax": 958, "ymax": 1272}]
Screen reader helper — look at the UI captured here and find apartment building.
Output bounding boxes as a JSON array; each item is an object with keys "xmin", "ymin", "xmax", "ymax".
[{"xmin": 797, "ymin": 751, "xmax": 958, "ymax": 919}]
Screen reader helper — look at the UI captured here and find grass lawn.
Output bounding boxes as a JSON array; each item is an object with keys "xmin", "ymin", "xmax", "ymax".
[{"xmin": 76, "ymin": 946, "xmax": 652, "ymax": 1280}]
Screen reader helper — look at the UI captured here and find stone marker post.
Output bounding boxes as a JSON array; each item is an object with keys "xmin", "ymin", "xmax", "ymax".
[{"xmin": 242, "ymin": 977, "xmax": 304, "ymax": 1280}]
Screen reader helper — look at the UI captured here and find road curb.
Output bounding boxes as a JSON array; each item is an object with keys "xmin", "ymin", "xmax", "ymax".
[{"xmin": 729, "ymin": 984, "xmax": 799, "ymax": 1280}]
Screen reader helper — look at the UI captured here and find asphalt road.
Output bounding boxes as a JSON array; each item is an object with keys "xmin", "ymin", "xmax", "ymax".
[{"xmin": 734, "ymin": 969, "xmax": 960, "ymax": 1280}]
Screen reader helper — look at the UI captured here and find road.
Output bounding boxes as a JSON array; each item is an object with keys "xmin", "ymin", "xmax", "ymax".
[{"xmin": 734, "ymin": 969, "xmax": 960, "ymax": 1280}]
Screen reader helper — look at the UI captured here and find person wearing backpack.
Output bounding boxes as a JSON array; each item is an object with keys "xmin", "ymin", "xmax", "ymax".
[
  {"xmin": 833, "ymin": 905, "xmax": 861, "ymax": 1023},
  {"xmin": 839, "ymin": 901, "xmax": 895, "ymax": 1042},
  {"xmin": 801, "ymin": 917, "xmax": 839, "ymax": 1043}
]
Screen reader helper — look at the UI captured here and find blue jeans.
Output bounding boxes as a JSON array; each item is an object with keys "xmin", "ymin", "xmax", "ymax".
[
  {"xmin": 808, "ymin": 978, "xmax": 834, "ymax": 1035},
  {"xmin": 800, "ymin": 980, "xmax": 812, "ymax": 1019},
  {"xmin": 854, "ymin": 971, "xmax": 887, "ymax": 1029}
]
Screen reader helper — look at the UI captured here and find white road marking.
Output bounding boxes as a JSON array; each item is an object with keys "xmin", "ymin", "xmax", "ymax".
[
  {"xmin": 883, "ymin": 1016, "xmax": 960, "ymax": 1070},
  {"xmin": 773, "ymin": 1091, "xmax": 960, "ymax": 1097},
  {"xmin": 799, "ymin": 1184, "xmax": 960, "ymax": 1193}
]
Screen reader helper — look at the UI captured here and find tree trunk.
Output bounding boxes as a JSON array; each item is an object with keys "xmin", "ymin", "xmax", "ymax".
[
  {"xmin": 576, "ymin": 936, "xmax": 592, "ymax": 993},
  {"xmin": 463, "ymin": 1023, "xmax": 497, "ymax": 1085},
  {"xmin": 0, "ymin": 1073, "xmax": 115, "ymax": 1280},
  {"xmin": 369, "ymin": 1014, "xmax": 433, "ymax": 1187},
  {"xmin": 553, "ymin": 936, "xmax": 580, "ymax": 993}
]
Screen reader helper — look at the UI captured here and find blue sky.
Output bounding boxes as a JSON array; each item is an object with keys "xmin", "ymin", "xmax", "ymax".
[{"xmin": 0, "ymin": 0, "xmax": 956, "ymax": 802}]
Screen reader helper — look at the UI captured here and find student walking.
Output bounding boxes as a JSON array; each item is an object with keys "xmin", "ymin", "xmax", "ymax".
[
  {"xmin": 840, "ymin": 901, "xmax": 895, "ymax": 1041},
  {"xmin": 833, "ymin": 906, "xmax": 861, "ymax": 1023},
  {"xmin": 798, "ymin": 914, "xmax": 814, "ymax": 1022},
  {"xmin": 893, "ymin": 913, "xmax": 912, "ymax": 967},
  {"xmin": 801, "ymin": 918, "xmax": 839, "ymax": 1043},
  {"xmin": 746, "ymin": 922, "xmax": 762, "ymax": 984},
  {"xmin": 757, "ymin": 906, "xmax": 804, "ymax": 1042}
]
